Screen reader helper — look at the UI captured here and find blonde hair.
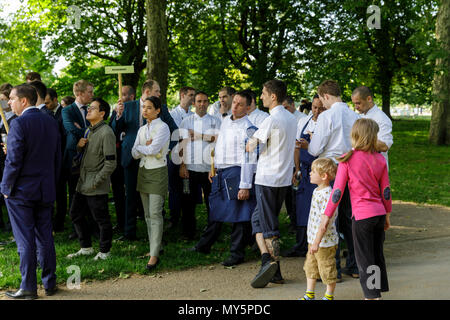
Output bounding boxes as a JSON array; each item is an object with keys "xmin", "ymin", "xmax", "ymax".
[
  {"xmin": 311, "ymin": 157, "xmax": 337, "ymax": 181},
  {"xmin": 338, "ymin": 118, "xmax": 379, "ymax": 162},
  {"xmin": 73, "ymin": 80, "xmax": 94, "ymax": 96}
]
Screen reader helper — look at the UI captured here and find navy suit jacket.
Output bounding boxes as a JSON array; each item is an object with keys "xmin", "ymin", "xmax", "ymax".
[
  {"xmin": 111, "ymin": 99, "xmax": 178, "ymax": 168},
  {"xmin": 62, "ymin": 102, "xmax": 89, "ymax": 169},
  {"xmin": 0, "ymin": 108, "xmax": 61, "ymax": 203}
]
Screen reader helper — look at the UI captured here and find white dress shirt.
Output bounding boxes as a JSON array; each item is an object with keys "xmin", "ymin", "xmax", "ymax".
[
  {"xmin": 252, "ymin": 105, "xmax": 297, "ymax": 187},
  {"xmin": 296, "ymin": 115, "xmax": 317, "ymax": 140},
  {"xmin": 170, "ymin": 105, "xmax": 193, "ymax": 128},
  {"xmin": 214, "ymin": 115, "xmax": 257, "ymax": 189},
  {"xmin": 308, "ymin": 102, "xmax": 360, "ymax": 163},
  {"xmin": 293, "ymin": 109, "xmax": 307, "ymax": 123},
  {"xmin": 361, "ymin": 104, "xmax": 393, "ymax": 167},
  {"xmin": 248, "ymin": 108, "xmax": 269, "ymax": 127},
  {"xmin": 131, "ymin": 118, "xmax": 170, "ymax": 158},
  {"xmin": 179, "ymin": 113, "xmax": 221, "ymax": 173}
]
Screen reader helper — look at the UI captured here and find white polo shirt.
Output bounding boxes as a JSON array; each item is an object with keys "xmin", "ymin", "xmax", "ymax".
[
  {"xmin": 248, "ymin": 108, "xmax": 269, "ymax": 127},
  {"xmin": 361, "ymin": 104, "xmax": 393, "ymax": 167},
  {"xmin": 308, "ymin": 102, "xmax": 360, "ymax": 163},
  {"xmin": 179, "ymin": 113, "xmax": 221, "ymax": 173},
  {"xmin": 252, "ymin": 105, "xmax": 297, "ymax": 187}
]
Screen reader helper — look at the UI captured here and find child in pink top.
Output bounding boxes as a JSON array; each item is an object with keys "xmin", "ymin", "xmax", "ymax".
[{"xmin": 323, "ymin": 118, "xmax": 392, "ymax": 300}]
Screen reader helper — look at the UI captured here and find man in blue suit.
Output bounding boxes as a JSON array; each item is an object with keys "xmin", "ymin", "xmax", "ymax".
[
  {"xmin": 111, "ymin": 79, "xmax": 178, "ymax": 240},
  {"xmin": 62, "ymin": 80, "xmax": 93, "ymax": 239},
  {"xmin": 2, "ymin": 84, "xmax": 61, "ymax": 299}
]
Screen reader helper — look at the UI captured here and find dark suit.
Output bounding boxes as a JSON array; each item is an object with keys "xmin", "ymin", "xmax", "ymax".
[
  {"xmin": 42, "ymin": 105, "xmax": 68, "ymax": 231},
  {"xmin": 62, "ymin": 102, "xmax": 89, "ymax": 208},
  {"xmin": 110, "ymin": 99, "xmax": 177, "ymax": 238},
  {"xmin": 1, "ymin": 107, "xmax": 61, "ymax": 292},
  {"xmin": 0, "ymin": 113, "xmax": 17, "ymax": 230}
]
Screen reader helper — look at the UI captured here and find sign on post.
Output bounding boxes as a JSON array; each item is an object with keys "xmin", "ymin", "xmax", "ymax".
[{"xmin": 105, "ymin": 65, "xmax": 135, "ymax": 100}]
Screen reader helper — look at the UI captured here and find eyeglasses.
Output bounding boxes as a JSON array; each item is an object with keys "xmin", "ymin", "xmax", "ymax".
[{"xmin": 87, "ymin": 106, "xmax": 99, "ymax": 111}]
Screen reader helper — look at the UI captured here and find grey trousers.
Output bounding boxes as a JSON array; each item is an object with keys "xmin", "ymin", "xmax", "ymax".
[{"xmin": 140, "ymin": 193, "xmax": 165, "ymax": 257}]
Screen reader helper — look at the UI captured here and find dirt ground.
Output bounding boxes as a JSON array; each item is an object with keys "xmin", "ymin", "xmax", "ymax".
[{"xmin": 2, "ymin": 201, "xmax": 450, "ymax": 300}]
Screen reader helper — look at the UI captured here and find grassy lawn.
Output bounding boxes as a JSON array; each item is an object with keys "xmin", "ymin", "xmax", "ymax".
[{"xmin": 0, "ymin": 118, "xmax": 448, "ymax": 289}]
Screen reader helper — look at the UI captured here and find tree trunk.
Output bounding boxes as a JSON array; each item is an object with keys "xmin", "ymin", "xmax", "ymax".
[
  {"xmin": 145, "ymin": 0, "xmax": 168, "ymax": 105},
  {"xmin": 429, "ymin": 0, "xmax": 450, "ymax": 145},
  {"xmin": 379, "ymin": 70, "xmax": 393, "ymax": 119}
]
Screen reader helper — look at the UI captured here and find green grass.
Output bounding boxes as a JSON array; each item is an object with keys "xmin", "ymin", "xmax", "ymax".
[
  {"xmin": 389, "ymin": 118, "xmax": 450, "ymax": 207},
  {"xmin": 0, "ymin": 118, "xmax": 448, "ymax": 289}
]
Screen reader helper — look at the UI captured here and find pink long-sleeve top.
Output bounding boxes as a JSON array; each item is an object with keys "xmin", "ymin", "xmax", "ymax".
[{"xmin": 324, "ymin": 150, "xmax": 392, "ymax": 221}]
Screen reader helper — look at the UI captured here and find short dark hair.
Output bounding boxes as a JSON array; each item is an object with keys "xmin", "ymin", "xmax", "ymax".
[
  {"xmin": 352, "ymin": 86, "xmax": 373, "ymax": 99},
  {"xmin": 26, "ymin": 71, "xmax": 42, "ymax": 82},
  {"xmin": 263, "ymin": 79, "xmax": 287, "ymax": 103},
  {"xmin": 29, "ymin": 80, "xmax": 47, "ymax": 100},
  {"xmin": 241, "ymin": 89, "xmax": 256, "ymax": 103},
  {"xmin": 13, "ymin": 84, "xmax": 38, "ymax": 106},
  {"xmin": 318, "ymin": 80, "xmax": 341, "ymax": 97},
  {"xmin": 234, "ymin": 90, "xmax": 252, "ymax": 107},
  {"xmin": 46, "ymin": 88, "xmax": 58, "ymax": 100},
  {"xmin": 123, "ymin": 85, "xmax": 136, "ymax": 98},
  {"xmin": 61, "ymin": 96, "xmax": 75, "ymax": 106},
  {"xmin": 283, "ymin": 95, "xmax": 295, "ymax": 105},
  {"xmin": 194, "ymin": 91, "xmax": 209, "ymax": 101},
  {"xmin": 0, "ymin": 83, "xmax": 13, "ymax": 99},
  {"xmin": 313, "ymin": 93, "xmax": 319, "ymax": 100},
  {"xmin": 144, "ymin": 96, "xmax": 162, "ymax": 118},
  {"xmin": 179, "ymin": 86, "xmax": 196, "ymax": 98},
  {"xmin": 219, "ymin": 86, "xmax": 236, "ymax": 96},
  {"xmin": 92, "ymin": 97, "xmax": 110, "ymax": 120},
  {"xmin": 142, "ymin": 79, "xmax": 158, "ymax": 93}
]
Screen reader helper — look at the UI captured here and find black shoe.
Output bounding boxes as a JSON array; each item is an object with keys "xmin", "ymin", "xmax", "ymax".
[
  {"xmin": 68, "ymin": 232, "xmax": 78, "ymax": 240},
  {"xmin": 281, "ymin": 248, "xmax": 306, "ymax": 258},
  {"xmin": 269, "ymin": 262, "xmax": 285, "ymax": 284},
  {"xmin": 184, "ymin": 246, "xmax": 210, "ymax": 254},
  {"xmin": 221, "ymin": 256, "xmax": 244, "ymax": 267},
  {"xmin": 342, "ymin": 268, "xmax": 359, "ymax": 278},
  {"xmin": 45, "ymin": 286, "xmax": 58, "ymax": 296},
  {"xmin": 146, "ymin": 258, "xmax": 159, "ymax": 271},
  {"xmin": 250, "ymin": 261, "xmax": 278, "ymax": 288},
  {"xmin": 5, "ymin": 289, "xmax": 38, "ymax": 300}
]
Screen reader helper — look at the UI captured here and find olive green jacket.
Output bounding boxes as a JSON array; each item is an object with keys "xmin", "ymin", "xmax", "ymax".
[{"xmin": 76, "ymin": 121, "xmax": 116, "ymax": 195}]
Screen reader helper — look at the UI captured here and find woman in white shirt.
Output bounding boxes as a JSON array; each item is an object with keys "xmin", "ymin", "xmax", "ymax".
[{"xmin": 132, "ymin": 97, "xmax": 170, "ymax": 270}]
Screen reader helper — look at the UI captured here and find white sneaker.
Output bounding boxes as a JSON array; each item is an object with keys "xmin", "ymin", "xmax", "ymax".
[
  {"xmin": 67, "ymin": 247, "xmax": 94, "ymax": 259},
  {"xmin": 93, "ymin": 251, "xmax": 110, "ymax": 261}
]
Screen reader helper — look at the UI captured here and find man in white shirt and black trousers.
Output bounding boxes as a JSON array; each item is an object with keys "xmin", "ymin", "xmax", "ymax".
[
  {"xmin": 246, "ymin": 80, "xmax": 297, "ymax": 288},
  {"xmin": 299, "ymin": 80, "xmax": 360, "ymax": 280}
]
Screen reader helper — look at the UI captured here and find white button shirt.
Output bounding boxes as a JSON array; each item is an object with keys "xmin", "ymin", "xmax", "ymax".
[
  {"xmin": 214, "ymin": 115, "xmax": 257, "ymax": 189},
  {"xmin": 208, "ymin": 101, "xmax": 231, "ymax": 123},
  {"xmin": 252, "ymin": 105, "xmax": 297, "ymax": 187},
  {"xmin": 361, "ymin": 104, "xmax": 393, "ymax": 167},
  {"xmin": 131, "ymin": 118, "xmax": 170, "ymax": 158},
  {"xmin": 296, "ymin": 115, "xmax": 317, "ymax": 140},
  {"xmin": 248, "ymin": 108, "xmax": 269, "ymax": 127},
  {"xmin": 170, "ymin": 105, "xmax": 193, "ymax": 128},
  {"xmin": 293, "ymin": 109, "xmax": 307, "ymax": 123},
  {"xmin": 179, "ymin": 113, "xmax": 221, "ymax": 172},
  {"xmin": 308, "ymin": 102, "xmax": 360, "ymax": 163}
]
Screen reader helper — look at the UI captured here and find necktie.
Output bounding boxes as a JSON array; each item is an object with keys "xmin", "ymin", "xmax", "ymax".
[{"xmin": 81, "ymin": 105, "xmax": 88, "ymax": 127}]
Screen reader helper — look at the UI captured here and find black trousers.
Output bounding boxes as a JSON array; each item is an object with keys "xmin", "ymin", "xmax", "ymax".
[
  {"xmin": 352, "ymin": 215, "xmax": 389, "ymax": 299},
  {"xmin": 197, "ymin": 221, "xmax": 252, "ymax": 260},
  {"xmin": 53, "ymin": 168, "xmax": 68, "ymax": 231},
  {"xmin": 70, "ymin": 192, "xmax": 112, "ymax": 253},
  {"xmin": 180, "ymin": 171, "xmax": 211, "ymax": 239},
  {"xmin": 110, "ymin": 162, "xmax": 125, "ymax": 232},
  {"xmin": 284, "ymin": 186, "xmax": 296, "ymax": 226},
  {"xmin": 336, "ymin": 184, "xmax": 358, "ymax": 273},
  {"xmin": 291, "ymin": 226, "xmax": 308, "ymax": 254}
]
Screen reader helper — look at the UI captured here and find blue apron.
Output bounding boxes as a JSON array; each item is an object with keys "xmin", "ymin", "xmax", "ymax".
[
  {"xmin": 295, "ymin": 116, "xmax": 318, "ymax": 226},
  {"xmin": 209, "ymin": 166, "xmax": 257, "ymax": 223}
]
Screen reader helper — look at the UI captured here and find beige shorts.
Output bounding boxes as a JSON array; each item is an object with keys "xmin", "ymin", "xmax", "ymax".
[{"xmin": 303, "ymin": 244, "xmax": 338, "ymax": 285}]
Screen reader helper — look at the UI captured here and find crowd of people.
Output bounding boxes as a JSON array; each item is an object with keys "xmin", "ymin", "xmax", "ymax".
[{"xmin": 0, "ymin": 72, "xmax": 393, "ymax": 300}]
